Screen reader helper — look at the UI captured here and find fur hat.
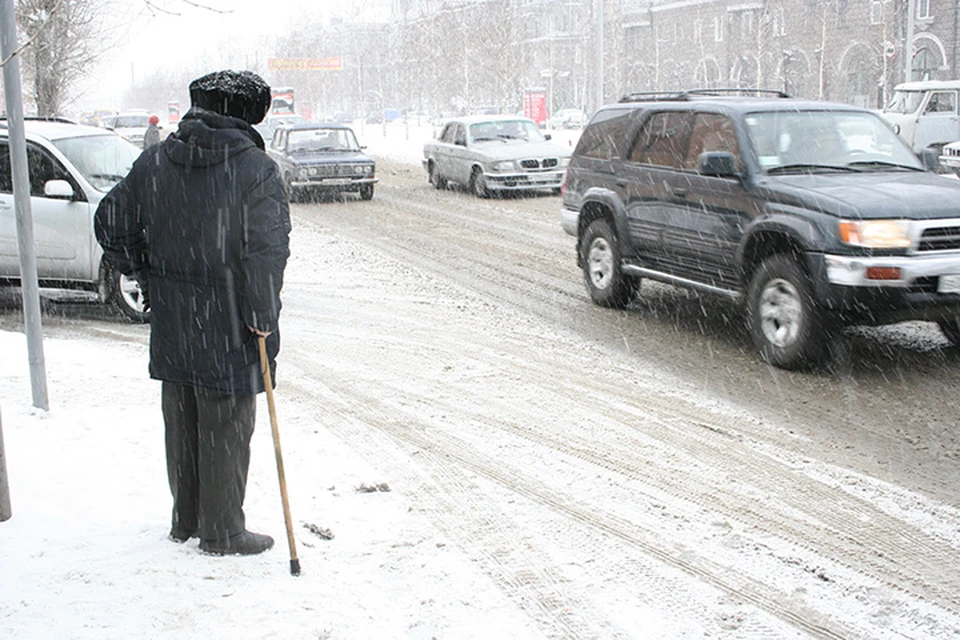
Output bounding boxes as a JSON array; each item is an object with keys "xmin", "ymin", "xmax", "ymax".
[{"xmin": 188, "ymin": 70, "xmax": 271, "ymax": 125}]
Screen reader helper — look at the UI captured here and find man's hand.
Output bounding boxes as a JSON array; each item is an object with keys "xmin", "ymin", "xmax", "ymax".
[{"xmin": 248, "ymin": 325, "xmax": 272, "ymax": 337}]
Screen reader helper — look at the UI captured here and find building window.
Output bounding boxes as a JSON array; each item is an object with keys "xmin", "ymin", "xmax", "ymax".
[
  {"xmin": 869, "ymin": 0, "xmax": 883, "ymax": 25},
  {"xmin": 773, "ymin": 7, "xmax": 787, "ymax": 36},
  {"xmin": 713, "ymin": 15, "xmax": 723, "ymax": 42},
  {"xmin": 917, "ymin": 0, "xmax": 932, "ymax": 20},
  {"xmin": 741, "ymin": 10, "xmax": 755, "ymax": 37}
]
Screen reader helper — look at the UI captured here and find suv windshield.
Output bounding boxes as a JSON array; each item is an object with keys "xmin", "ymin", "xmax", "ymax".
[
  {"xmin": 884, "ymin": 90, "xmax": 925, "ymax": 114},
  {"xmin": 469, "ymin": 120, "xmax": 544, "ymax": 143},
  {"xmin": 52, "ymin": 133, "xmax": 141, "ymax": 192},
  {"xmin": 288, "ymin": 128, "xmax": 360, "ymax": 152},
  {"xmin": 744, "ymin": 110, "xmax": 922, "ymax": 173}
]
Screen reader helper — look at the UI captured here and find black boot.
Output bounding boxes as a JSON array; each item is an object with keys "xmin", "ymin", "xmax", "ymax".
[
  {"xmin": 169, "ymin": 526, "xmax": 198, "ymax": 543},
  {"xmin": 199, "ymin": 530, "xmax": 274, "ymax": 556}
]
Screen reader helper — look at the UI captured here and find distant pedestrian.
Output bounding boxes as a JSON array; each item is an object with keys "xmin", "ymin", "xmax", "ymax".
[
  {"xmin": 94, "ymin": 70, "xmax": 291, "ymax": 556},
  {"xmin": 143, "ymin": 114, "xmax": 161, "ymax": 149}
]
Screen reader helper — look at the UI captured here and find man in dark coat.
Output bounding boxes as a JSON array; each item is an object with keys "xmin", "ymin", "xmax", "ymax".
[{"xmin": 95, "ymin": 70, "xmax": 291, "ymax": 556}]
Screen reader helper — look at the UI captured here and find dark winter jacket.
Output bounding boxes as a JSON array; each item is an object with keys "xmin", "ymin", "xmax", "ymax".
[{"xmin": 95, "ymin": 107, "xmax": 291, "ymax": 395}]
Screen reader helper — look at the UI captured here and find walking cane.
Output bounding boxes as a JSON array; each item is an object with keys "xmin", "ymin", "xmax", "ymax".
[{"xmin": 257, "ymin": 335, "xmax": 301, "ymax": 576}]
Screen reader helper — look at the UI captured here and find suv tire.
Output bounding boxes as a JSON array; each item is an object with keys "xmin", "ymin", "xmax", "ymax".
[
  {"xmin": 747, "ymin": 255, "xmax": 823, "ymax": 369},
  {"xmin": 104, "ymin": 260, "xmax": 150, "ymax": 323},
  {"xmin": 579, "ymin": 219, "xmax": 639, "ymax": 309}
]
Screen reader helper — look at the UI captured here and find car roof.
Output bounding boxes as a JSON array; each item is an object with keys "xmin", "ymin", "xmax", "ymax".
[
  {"xmin": 447, "ymin": 115, "xmax": 537, "ymax": 126},
  {"xmin": 602, "ymin": 90, "xmax": 868, "ymax": 116},
  {"xmin": 0, "ymin": 118, "xmax": 120, "ymax": 141},
  {"xmin": 891, "ymin": 80, "xmax": 960, "ymax": 91},
  {"xmin": 279, "ymin": 121, "xmax": 352, "ymax": 131}
]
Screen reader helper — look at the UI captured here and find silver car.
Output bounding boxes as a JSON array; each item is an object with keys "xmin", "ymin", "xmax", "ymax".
[
  {"xmin": 0, "ymin": 118, "xmax": 147, "ymax": 321},
  {"xmin": 423, "ymin": 115, "xmax": 570, "ymax": 197}
]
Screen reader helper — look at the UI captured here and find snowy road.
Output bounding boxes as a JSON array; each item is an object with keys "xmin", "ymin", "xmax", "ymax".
[
  {"xmin": 3, "ymin": 156, "xmax": 960, "ymax": 638},
  {"xmin": 268, "ymin": 159, "xmax": 960, "ymax": 638}
]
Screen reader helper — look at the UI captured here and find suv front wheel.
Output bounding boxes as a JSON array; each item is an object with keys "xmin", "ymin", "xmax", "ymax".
[
  {"xmin": 579, "ymin": 219, "xmax": 639, "ymax": 308},
  {"xmin": 102, "ymin": 259, "xmax": 150, "ymax": 323},
  {"xmin": 747, "ymin": 255, "xmax": 824, "ymax": 369}
]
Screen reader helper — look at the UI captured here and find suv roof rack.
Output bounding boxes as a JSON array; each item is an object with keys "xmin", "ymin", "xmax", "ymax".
[
  {"xmin": 0, "ymin": 115, "xmax": 78, "ymax": 128},
  {"xmin": 618, "ymin": 88, "xmax": 790, "ymax": 103}
]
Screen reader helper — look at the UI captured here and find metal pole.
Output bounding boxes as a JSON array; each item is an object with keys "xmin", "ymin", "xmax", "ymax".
[
  {"xmin": 905, "ymin": 0, "xmax": 916, "ymax": 82},
  {"xmin": 0, "ymin": 407, "xmax": 10, "ymax": 521},
  {"xmin": 595, "ymin": 0, "xmax": 604, "ymax": 112},
  {"xmin": 1, "ymin": 0, "xmax": 49, "ymax": 411}
]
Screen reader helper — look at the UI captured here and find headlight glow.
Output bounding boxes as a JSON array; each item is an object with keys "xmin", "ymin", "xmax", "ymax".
[{"xmin": 838, "ymin": 220, "xmax": 912, "ymax": 248}]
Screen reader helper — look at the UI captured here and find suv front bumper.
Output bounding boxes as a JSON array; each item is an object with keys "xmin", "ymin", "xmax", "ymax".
[{"xmin": 816, "ymin": 252, "xmax": 960, "ymax": 323}]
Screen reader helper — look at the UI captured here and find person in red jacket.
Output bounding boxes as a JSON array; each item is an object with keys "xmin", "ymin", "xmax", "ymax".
[{"xmin": 94, "ymin": 70, "xmax": 291, "ymax": 556}]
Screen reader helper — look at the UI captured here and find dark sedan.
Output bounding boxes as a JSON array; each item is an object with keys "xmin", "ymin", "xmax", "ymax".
[{"xmin": 267, "ymin": 122, "xmax": 377, "ymax": 202}]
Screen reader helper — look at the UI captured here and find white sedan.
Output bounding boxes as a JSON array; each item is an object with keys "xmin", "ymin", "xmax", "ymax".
[{"xmin": 422, "ymin": 115, "xmax": 570, "ymax": 198}]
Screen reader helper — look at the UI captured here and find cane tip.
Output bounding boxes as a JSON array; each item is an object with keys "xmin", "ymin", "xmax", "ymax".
[{"xmin": 290, "ymin": 559, "xmax": 301, "ymax": 576}]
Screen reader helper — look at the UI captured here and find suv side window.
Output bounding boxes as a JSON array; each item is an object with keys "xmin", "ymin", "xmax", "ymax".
[
  {"xmin": 684, "ymin": 113, "xmax": 740, "ymax": 170},
  {"xmin": 0, "ymin": 141, "xmax": 72, "ymax": 196},
  {"xmin": 0, "ymin": 141, "xmax": 12, "ymax": 193},
  {"xmin": 628, "ymin": 111, "xmax": 693, "ymax": 168},
  {"xmin": 574, "ymin": 108, "xmax": 633, "ymax": 159},
  {"xmin": 26, "ymin": 143, "xmax": 72, "ymax": 196}
]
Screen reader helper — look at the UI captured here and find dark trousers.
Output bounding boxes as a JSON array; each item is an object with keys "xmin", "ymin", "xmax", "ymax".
[{"xmin": 161, "ymin": 382, "xmax": 256, "ymax": 542}]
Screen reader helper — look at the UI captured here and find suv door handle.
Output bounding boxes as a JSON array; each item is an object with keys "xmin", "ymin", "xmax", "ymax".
[{"xmin": 669, "ymin": 186, "xmax": 688, "ymax": 198}]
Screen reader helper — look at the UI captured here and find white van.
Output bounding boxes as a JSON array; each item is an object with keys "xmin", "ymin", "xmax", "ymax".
[{"xmin": 881, "ymin": 80, "xmax": 960, "ymax": 153}]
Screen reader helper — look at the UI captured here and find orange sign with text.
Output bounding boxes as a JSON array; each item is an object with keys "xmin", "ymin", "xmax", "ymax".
[{"xmin": 267, "ymin": 58, "xmax": 343, "ymax": 71}]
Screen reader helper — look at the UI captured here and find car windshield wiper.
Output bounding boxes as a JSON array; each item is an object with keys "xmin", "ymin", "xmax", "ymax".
[
  {"xmin": 846, "ymin": 160, "xmax": 924, "ymax": 172},
  {"xmin": 767, "ymin": 163, "xmax": 859, "ymax": 174},
  {"xmin": 472, "ymin": 136, "xmax": 505, "ymax": 143}
]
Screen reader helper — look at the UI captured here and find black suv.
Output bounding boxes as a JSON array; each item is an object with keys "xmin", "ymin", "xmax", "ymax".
[{"xmin": 561, "ymin": 90, "xmax": 960, "ymax": 368}]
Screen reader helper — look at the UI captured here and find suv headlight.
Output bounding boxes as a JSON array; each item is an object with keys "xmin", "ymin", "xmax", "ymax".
[
  {"xmin": 838, "ymin": 219, "xmax": 912, "ymax": 248},
  {"xmin": 492, "ymin": 160, "xmax": 515, "ymax": 172}
]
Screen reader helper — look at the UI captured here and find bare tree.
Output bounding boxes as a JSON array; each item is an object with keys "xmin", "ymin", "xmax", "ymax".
[{"xmin": 15, "ymin": 0, "xmax": 110, "ymax": 116}]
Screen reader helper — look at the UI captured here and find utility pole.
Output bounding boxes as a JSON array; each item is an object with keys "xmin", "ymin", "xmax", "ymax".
[
  {"xmin": 1, "ymin": 0, "xmax": 49, "ymax": 411},
  {"xmin": 594, "ymin": 0, "xmax": 604, "ymax": 112},
  {"xmin": 1, "ymin": 409, "xmax": 10, "ymax": 522},
  {"xmin": 904, "ymin": 0, "xmax": 916, "ymax": 82}
]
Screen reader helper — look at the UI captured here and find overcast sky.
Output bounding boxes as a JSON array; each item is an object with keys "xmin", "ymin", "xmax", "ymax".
[{"xmin": 82, "ymin": 0, "xmax": 383, "ymax": 110}]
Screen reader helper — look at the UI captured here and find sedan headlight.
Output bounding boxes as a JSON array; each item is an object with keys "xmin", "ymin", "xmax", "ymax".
[
  {"xmin": 491, "ymin": 160, "xmax": 515, "ymax": 172},
  {"xmin": 838, "ymin": 219, "xmax": 912, "ymax": 249},
  {"xmin": 559, "ymin": 157, "xmax": 570, "ymax": 168},
  {"xmin": 354, "ymin": 164, "xmax": 372, "ymax": 175}
]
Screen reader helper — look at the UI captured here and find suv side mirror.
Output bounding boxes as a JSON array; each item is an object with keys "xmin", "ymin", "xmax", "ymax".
[
  {"xmin": 699, "ymin": 151, "xmax": 739, "ymax": 177},
  {"xmin": 44, "ymin": 179, "xmax": 75, "ymax": 200},
  {"xmin": 920, "ymin": 147, "xmax": 940, "ymax": 171}
]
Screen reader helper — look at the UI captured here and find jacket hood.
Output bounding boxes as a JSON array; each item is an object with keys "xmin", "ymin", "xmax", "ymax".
[{"xmin": 163, "ymin": 107, "xmax": 266, "ymax": 168}]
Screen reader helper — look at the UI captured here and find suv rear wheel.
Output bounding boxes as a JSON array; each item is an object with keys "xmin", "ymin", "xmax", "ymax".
[
  {"xmin": 579, "ymin": 219, "xmax": 639, "ymax": 308},
  {"xmin": 747, "ymin": 255, "xmax": 824, "ymax": 368}
]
